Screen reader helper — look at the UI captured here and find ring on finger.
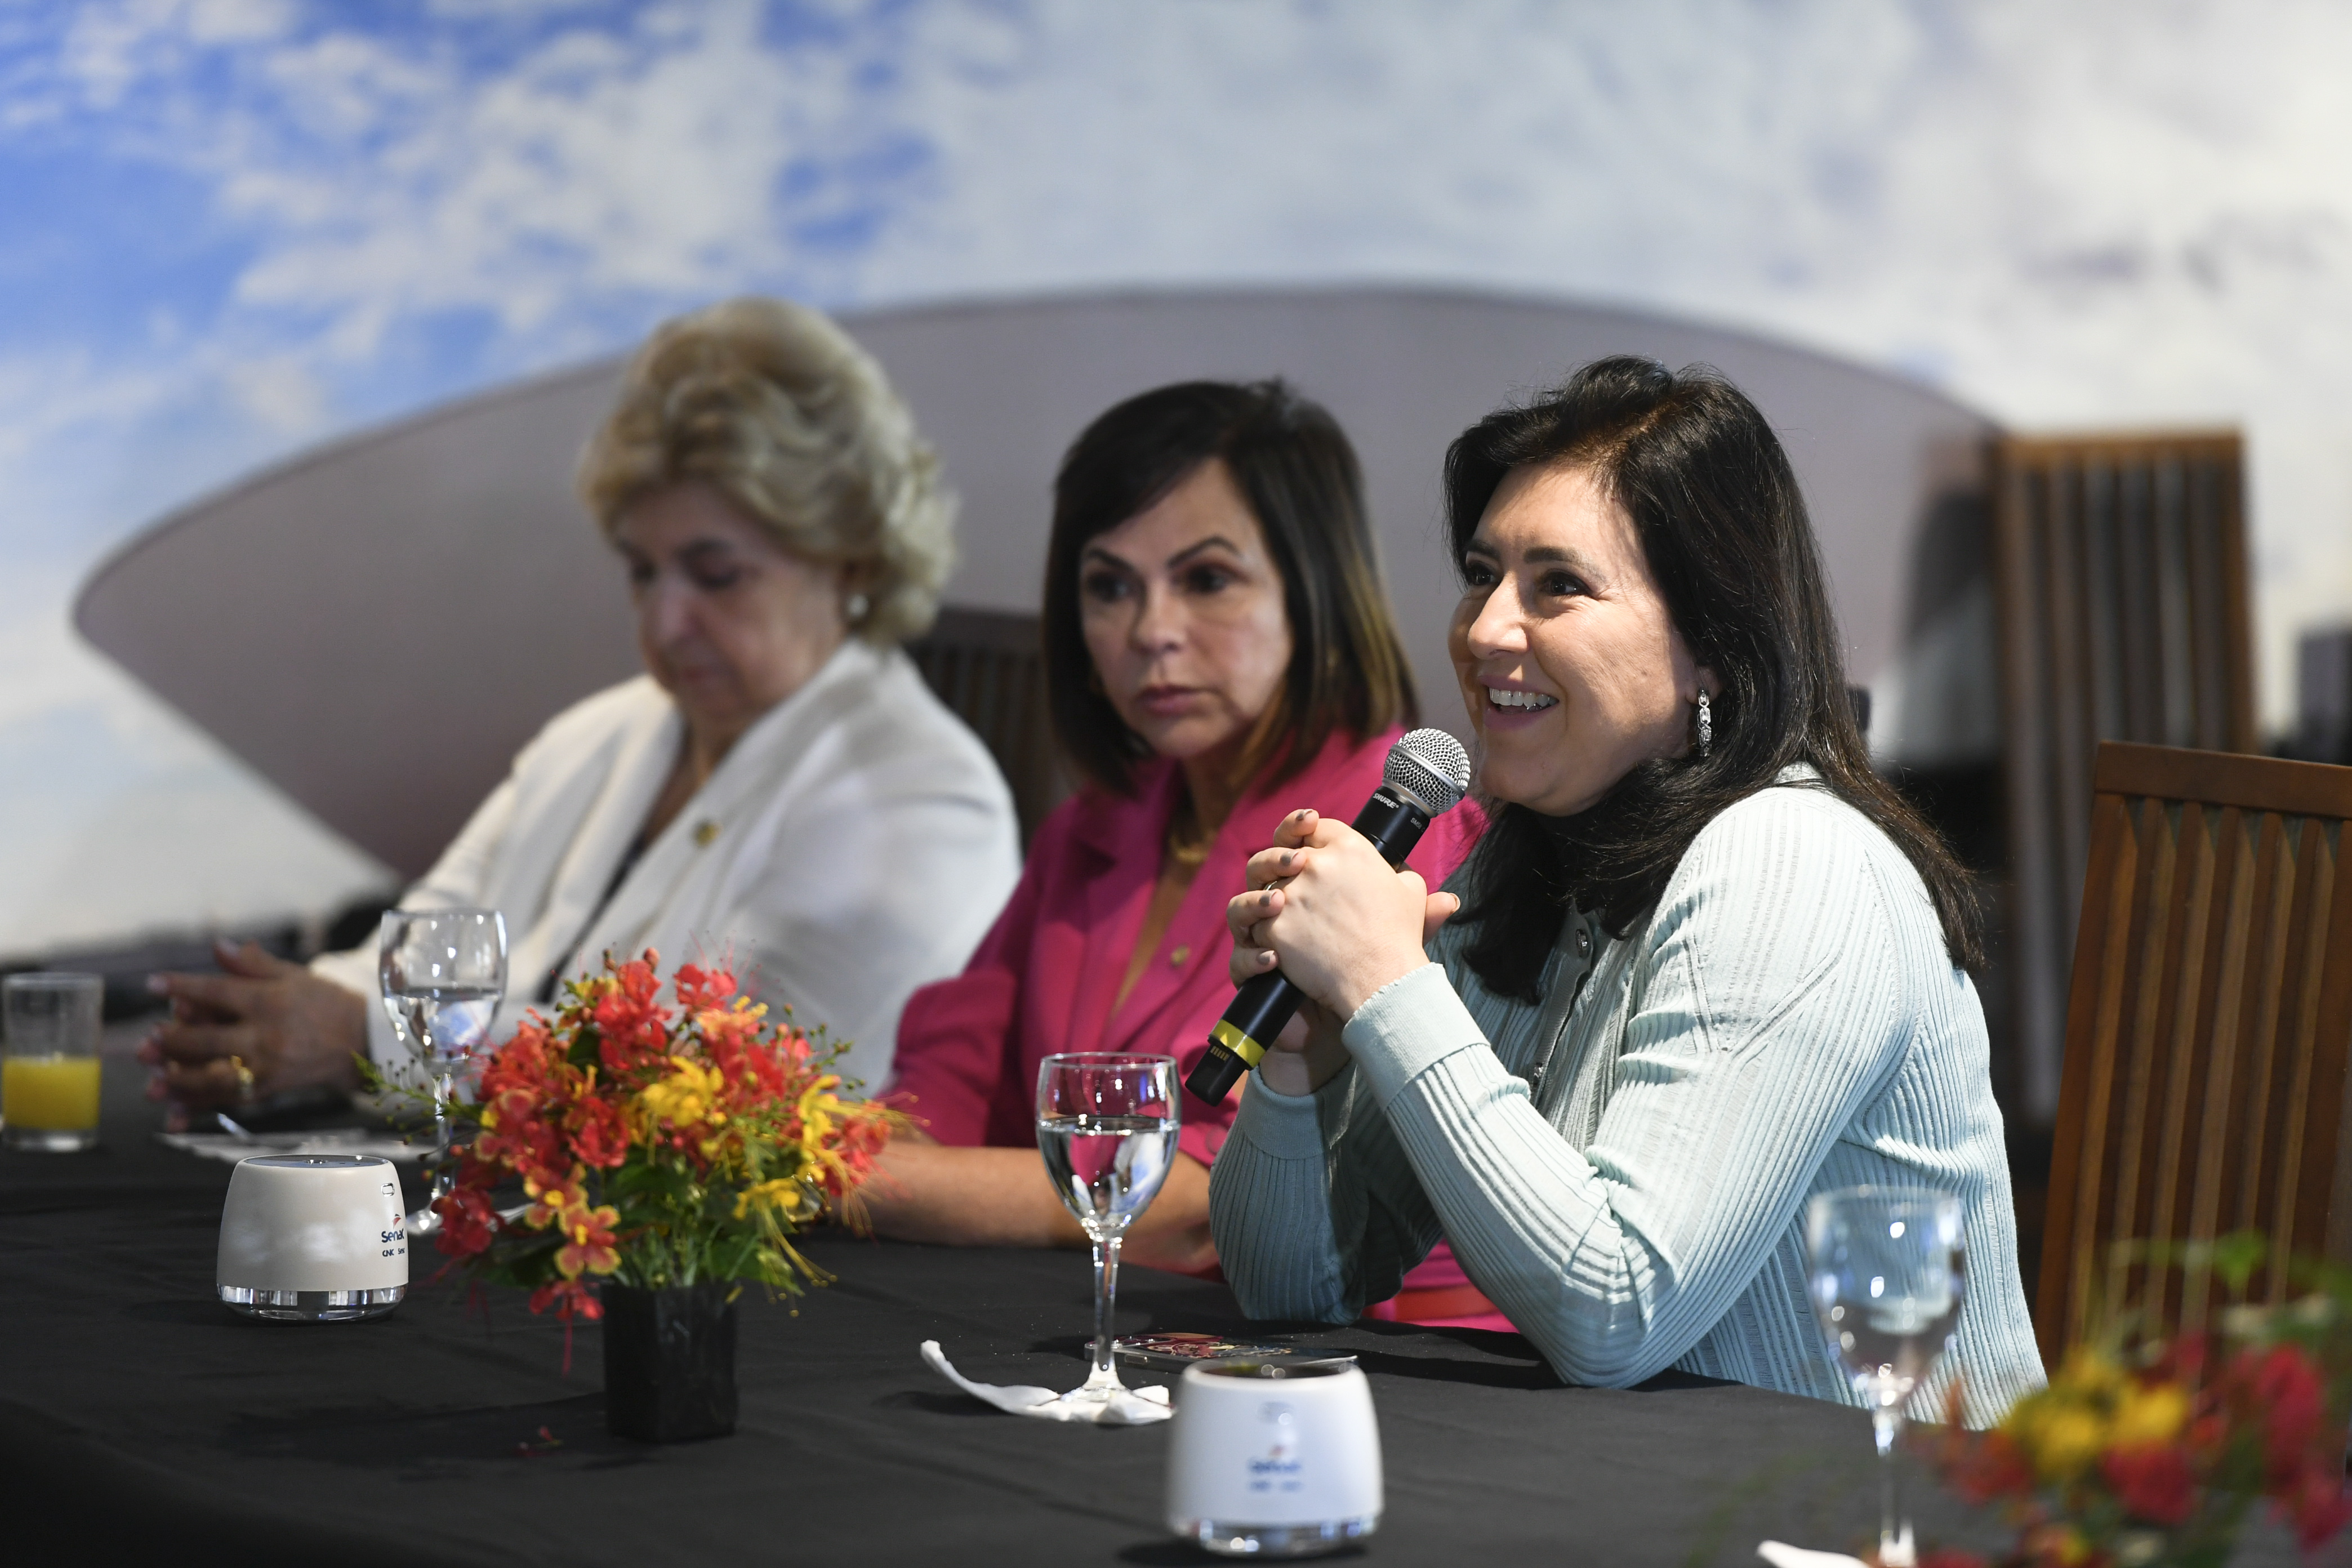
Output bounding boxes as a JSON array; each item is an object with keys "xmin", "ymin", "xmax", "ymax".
[{"xmin": 227, "ymin": 1054, "xmax": 257, "ymax": 1101}]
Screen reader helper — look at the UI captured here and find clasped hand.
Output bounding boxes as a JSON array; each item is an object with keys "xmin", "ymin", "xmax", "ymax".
[
  {"xmin": 1224, "ymin": 808, "xmax": 1459, "ymax": 1096},
  {"xmin": 137, "ymin": 939, "xmax": 370, "ymax": 1122}
]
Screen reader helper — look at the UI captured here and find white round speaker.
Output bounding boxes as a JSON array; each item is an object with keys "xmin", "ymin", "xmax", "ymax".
[
  {"xmin": 1165, "ymin": 1358, "xmax": 1383, "ymax": 1557},
  {"xmin": 215, "ymin": 1154, "xmax": 409, "ymax": 1322}
]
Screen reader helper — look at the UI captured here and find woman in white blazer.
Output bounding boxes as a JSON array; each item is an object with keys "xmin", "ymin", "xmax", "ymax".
[{"xmin": 143, "ymin": 297, "xmax": 1022, "ymax": 1107}]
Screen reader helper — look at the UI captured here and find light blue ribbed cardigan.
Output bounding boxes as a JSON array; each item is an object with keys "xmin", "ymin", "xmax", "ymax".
[{"xmin": 1207, "ymin": 772, "xmax": 2047, "ymax": 1425}]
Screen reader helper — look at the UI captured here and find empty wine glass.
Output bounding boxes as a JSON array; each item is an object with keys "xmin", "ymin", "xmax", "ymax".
[
  {"xmin": 379, "ymin": 908, "xmax": 507, "ymax": 1237},
  {"xmin": 1036, "ymin": 1052, "xmax": 1180, "ymax": 1410},
  {"xmin": 1806, "ymin": 1185, "xmax": 1966, "ymax": 1568}
]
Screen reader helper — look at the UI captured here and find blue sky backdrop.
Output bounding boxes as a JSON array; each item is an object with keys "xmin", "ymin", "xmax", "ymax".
[{"xmin": 5, "ymin": 0, "xmax": 2352, "ymax": 952}]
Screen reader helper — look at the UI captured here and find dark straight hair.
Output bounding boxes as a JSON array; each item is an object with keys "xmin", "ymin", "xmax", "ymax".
[
  {"xmin": 1043, "ymin": 380, "xmax": 1416, "ymax": 795},
  {"xmin": 1446, "ymin": 356, "xmax": 1983, "ymax": 1001}
]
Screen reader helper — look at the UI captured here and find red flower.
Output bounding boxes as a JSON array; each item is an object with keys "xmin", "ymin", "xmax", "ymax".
[
  {"xmin": 2282, "ymin": 1460, "xmax": 2352, "ymax": 1550},
  {"xmin": 674, "ymin": 961, "xmax": 736, "ymax": 1013},
  {"xmin": 554, "ymin": 1203, "xmax": 622, "ymax": 1280},
  {"xmin": 472, "ymin": 1085, "xmax": 561, "ymax": 1173},
  {"xmin": 528, "ymin": 1278, "xmax": 603, "ymax": 1321},
  {"xmin": 432, "ymin": 1185, "xmax": 501, "ymax": 1259},
  {"xmin": 1944, "ymin": 1429, "xmax": 2038, "ymax": 1505},
  {"xmin": 2101, "ymin": 1444, "xmax": 2199, "ymax": 1526},
  {"xmin": 565, "ymin": 1094, "xmax": 632, "ymax": 1169},
  {"xmin": 2243, "ymin": 1344, "xmax": 2326, "ymax": 1473},
  {"xmin": 590, "ymin": 952, "xmax": 673, "ymax": 1075}
]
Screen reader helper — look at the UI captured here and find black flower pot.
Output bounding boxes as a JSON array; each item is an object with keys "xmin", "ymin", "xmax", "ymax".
[{"xmin": 601, "ymin": 1282, "xmax": 739, "ymax": 1442}]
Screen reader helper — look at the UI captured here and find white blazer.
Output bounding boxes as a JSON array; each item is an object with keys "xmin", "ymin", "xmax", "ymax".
[{"xmin": 314, "ymin": 639, "xmax": 1023, "ymax": 1093}]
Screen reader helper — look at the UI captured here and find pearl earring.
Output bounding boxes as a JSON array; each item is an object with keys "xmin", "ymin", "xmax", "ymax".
[
  {"xmin": 1697, "ymin": 691, "xmax": 1713, "ymax": 759},
  {"xmin": 845, "ymin": 592, "xmax": 870, "ymax": 622}
]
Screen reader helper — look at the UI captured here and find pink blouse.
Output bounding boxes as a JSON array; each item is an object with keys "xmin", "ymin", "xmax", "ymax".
[{"xmin": 890, "ymin": 728, "xmax": 1508, "ymax": 1328}]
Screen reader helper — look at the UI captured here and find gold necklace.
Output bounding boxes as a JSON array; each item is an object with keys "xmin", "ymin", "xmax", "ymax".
[{"xmin": 1164, "ymin": 796, "xmax": 1216, "ymax": 869}]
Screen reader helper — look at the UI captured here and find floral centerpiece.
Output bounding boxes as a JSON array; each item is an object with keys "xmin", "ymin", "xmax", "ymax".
[
  {"xmin": 394, "ymin": 950, "xmax": 898, "ymax": 1440},
  {"xmin": 1925, "ymin": 1235, "xmax": 2352, "ymax": 1568}
]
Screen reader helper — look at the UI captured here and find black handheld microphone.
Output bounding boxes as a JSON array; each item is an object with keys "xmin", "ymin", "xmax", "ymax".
[{"xmin": 1186, "ymin": 728, "xmax": 1473, "ymax": 1104}]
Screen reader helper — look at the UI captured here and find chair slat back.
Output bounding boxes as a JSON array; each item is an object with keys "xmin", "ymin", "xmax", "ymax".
[
  {"xmin": 905, "ymin": 607, "xmax": 1065, "ymax": 846},
  {"xmin": 2037, "ymin": 742, "xmax": 2352, "ymax": 1364},
  {"xmin": 1993, "ymin": 431, "xmax": 2256, "ymax": 1122}
]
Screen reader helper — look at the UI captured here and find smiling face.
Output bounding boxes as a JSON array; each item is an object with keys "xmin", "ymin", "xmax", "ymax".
[
  {"xmin": 613, "ymin": 482, "xmax": 851, "ymax": 750},
  {"xmin": 1450, "ymin": 462, "xmax": 1714, "ymax": 816},
  {"xmin": 1077, "ymin": 458, "xmax": 1294, "ymax": 775}
]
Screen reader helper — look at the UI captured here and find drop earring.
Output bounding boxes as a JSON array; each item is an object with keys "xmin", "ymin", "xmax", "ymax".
[
  {"xmin": 845, "ymin": 592, "xmax": 870, "ymax": 623},
  {"xmin": 1696, "ymin": 691, "xmax": 1713, "ymax": 759}
]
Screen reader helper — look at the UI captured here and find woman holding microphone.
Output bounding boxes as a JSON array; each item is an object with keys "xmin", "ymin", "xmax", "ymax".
[
  {"xmin": 872, "ymin": 378, "xmax": 1495, "ymax": 1319},
  {"xmin": 1211, "ymin": 358, "xmax": 2043, "ymax": 1420}
]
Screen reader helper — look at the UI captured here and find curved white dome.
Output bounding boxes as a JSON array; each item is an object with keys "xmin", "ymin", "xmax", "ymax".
[{"xmin": 77, "ymin": 286, "xmax": 1994, "ymax": 877}]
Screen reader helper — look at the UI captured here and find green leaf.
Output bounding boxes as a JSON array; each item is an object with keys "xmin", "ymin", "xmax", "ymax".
[{"xmin": 2211, "ymin": 1230, "xmax": 2267, "ymax": 1296}]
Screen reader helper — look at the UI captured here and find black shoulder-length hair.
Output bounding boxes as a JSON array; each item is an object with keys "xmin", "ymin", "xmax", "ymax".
[
  {"xmin": 1448, "ymin": 356, "xmax": 1983, "ymax": 1001},
  {"xmin": 1043, "ymin": 380, "xmax": 1416, "ymax": 795}
]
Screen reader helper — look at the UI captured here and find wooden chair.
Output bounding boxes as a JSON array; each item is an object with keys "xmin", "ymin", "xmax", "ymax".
[
  {"xmin": 1993, "ymin": 431, "xmax": 2257, "ymax": 1123},
  {"xmin": 2034, "ymin": 742, "xmax": 2352, "ymax": 1364},
  {"xmin": 906, "ymin": 606, "xmax": 1065, "ymax": 846}
]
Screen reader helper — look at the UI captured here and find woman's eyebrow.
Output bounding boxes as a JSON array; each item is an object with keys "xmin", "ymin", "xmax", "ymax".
[
  {"xmin": 1163, "ymin": 535, "xmax": 1245, "ymax": 569},
  {"xmin": 1080, "ymin": 543, "xmax": 1138, "ymax": 572},
  {"xmin": 1521, "ymin": 544, "xmax": 1599, "ymax": 572},
  {"xmin": 676, "ymin": 538, "xmax": 740, "ymax": 567}
]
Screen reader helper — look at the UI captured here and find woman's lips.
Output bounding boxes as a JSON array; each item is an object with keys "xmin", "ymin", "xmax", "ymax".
[
  {"xmin": 1135, "ymin": 684, "xmax": 1208, "ymax": 719},
  {"xmin": 1480, "ymin": 684, "xmax": 1558, "ymax": 732}
]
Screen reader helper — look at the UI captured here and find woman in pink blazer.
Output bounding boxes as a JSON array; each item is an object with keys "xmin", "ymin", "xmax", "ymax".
[{"xmin": 868, "ymin": 380, "xmax": 1503, "ymax": 1325}]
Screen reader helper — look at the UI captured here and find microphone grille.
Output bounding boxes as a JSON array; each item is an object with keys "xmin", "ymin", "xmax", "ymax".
[{"xmin": 1385, "ymin": 728, "xmax": 1472, "ymax": 814}]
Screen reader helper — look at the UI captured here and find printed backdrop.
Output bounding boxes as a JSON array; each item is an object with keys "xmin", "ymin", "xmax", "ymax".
[{"xmin": 4, "ymin": 0, "xmax": 2350, "ymax": 954}]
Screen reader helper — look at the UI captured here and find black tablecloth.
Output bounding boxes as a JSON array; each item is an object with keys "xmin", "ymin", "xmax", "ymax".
[{"xmin": 0, "ymin": 1055, "xmax": 2306, "ymax": 1566}]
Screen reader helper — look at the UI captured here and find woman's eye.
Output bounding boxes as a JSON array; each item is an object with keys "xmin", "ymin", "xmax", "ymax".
[
  {"xmin": 1539, "ymin": 571, "xmax": 1587, "ymax": 599},
  {"xmin": 1460, "ymin": 559, "xmax": 1498, "ymax": 588},
  {"xmin": 689, "ymin": 565, "xmax": 744, "ymax": 591},
  {"xmin": 625, "ymin": 560, "xmax": 656, "ymax": 587},
  {"xmin": 1081, "ymin": 571, "xmax": 1131, "ymax": 604},
  {"xmin": 1181, "ymin": 564, "xmax": 1236, "ymax": 595}
]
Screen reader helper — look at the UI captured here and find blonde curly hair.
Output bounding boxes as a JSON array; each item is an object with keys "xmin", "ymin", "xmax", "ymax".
[{"xmin": 577, "ymin": 297, "xmax": 955, "ymax": 647}]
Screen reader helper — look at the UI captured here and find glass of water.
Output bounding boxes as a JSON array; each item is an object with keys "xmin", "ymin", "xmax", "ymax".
[
  {"xmin": 1036, "ymin": 1052, "xmax": 1180, "ymax": 1409},
  {"xmin": 379, "ymin": 908, "xmax": 507, "ymax": 1236},
  {"xmin": 1805, "ymin": 1184, "xmax": 1966, "ymax": 1568}
]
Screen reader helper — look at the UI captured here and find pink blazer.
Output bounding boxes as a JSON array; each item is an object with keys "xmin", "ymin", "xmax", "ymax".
[{"xmin": 890, "ymin": 728, "xmax": 1484, "ymax": 1171}]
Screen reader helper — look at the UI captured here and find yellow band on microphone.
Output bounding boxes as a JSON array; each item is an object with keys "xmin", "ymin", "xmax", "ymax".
[{"xmin": 1210, "ymin": 1019, "xmax": 1268, "ymax": 1068}]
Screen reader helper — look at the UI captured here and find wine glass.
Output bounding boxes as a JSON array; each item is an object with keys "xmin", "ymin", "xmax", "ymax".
[
  {"xmin": 379, "ymin": 908, "xmax": 508, "ymax": 1236},
  {"xmin": 1805, "ymin": 1185, "xmax": 1967, "ymax": 1568},
  {"xmin": 1036, "ymin": 1052, "xmax": 1181, "ymax": 1409}
]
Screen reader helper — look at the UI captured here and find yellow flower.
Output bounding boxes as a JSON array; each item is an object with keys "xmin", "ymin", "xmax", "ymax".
[
  {"xmin": 2110, "ymin": 1380, "xmax": 2190, "ymax": 1447},
  {"xmin": 2028, "ymin": 1405, "xmax": 2110, "ymax": 1480},
  {"xmin": 2023, "ymin": 1523, "xmax": 2095, "ymax": 1566},
  {"xmin": 733, "ymin": 1177, "xmax": 815, "ymax": 1223},
  {"xmin": 520, "ymin": 1166, "xmax": 586, "ymax": 1231},
  {"xmin": 2051, "ymin": 1346, "xmax": 2125, "ymax": 1400},
  {"xmin": 636, "ymin": 1056, "xmax": 727, "ymax": 1132}
]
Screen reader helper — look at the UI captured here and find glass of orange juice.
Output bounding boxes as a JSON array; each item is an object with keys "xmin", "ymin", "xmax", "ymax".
[{"xmin": 3, "ymin": 972, "xmax": 104, "ymax": 1152}]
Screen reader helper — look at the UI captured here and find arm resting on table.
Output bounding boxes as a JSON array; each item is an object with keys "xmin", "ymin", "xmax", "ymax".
[{"xmin": 862, "ymin": 1140, "xmax": 1217, "ymax": 1275}]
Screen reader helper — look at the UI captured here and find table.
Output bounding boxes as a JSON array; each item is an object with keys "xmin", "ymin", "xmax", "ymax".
[{"xmin": 0, "ymin": 1047, "xmax": 2306, "ymax": 1566}]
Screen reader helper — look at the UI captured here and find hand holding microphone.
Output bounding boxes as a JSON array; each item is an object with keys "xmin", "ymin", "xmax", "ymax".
[{"xmin": 1188, "ymin": 730, "xmax": 1472, "ymax": 1104}]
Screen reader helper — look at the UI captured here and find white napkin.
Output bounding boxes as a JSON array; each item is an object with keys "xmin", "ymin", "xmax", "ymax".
[
  {"xmin": 920, "ymin": 1339, "xmax": 1173, "ymax": 1425},
  {"xmin": 155, "ymin": 1130, "xmax": 422, "ymax": 1165},
  {"xmin": 1757, "ymin": 1544, "xmax": 1869, "ymax": 1568}
]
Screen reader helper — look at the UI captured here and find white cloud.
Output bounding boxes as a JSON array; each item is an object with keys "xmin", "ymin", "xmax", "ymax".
[{"xmin": 223, "ymin": 352, "xmax": 329, "ymax": 433}]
